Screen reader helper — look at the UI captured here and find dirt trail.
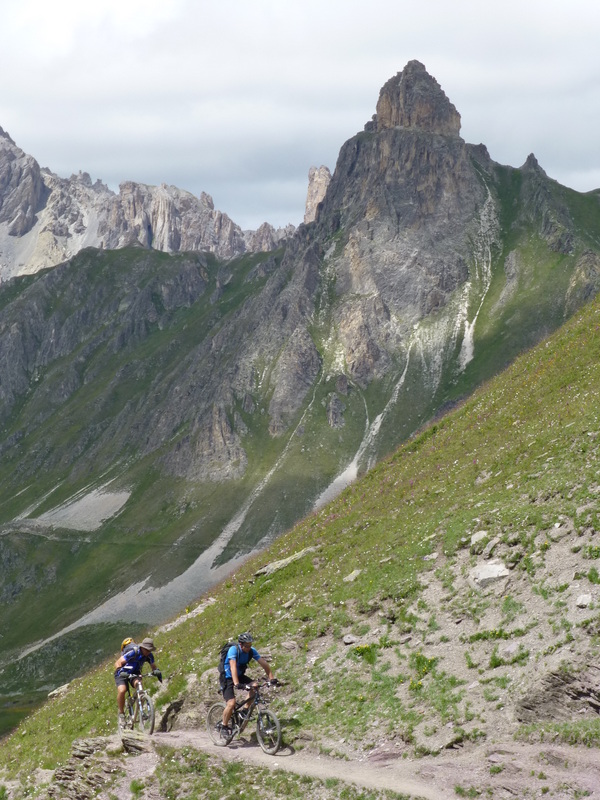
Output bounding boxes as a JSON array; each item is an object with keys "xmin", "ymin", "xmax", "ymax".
[
  {"xmin": 150, "ymin": 728, "xmax": 446, "ymax": 799},
  {"xmin": 116, "ymin": 727, "xmax": 600, "ymax": 799}
]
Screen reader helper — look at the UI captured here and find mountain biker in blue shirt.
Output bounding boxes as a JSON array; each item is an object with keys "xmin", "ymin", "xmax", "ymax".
[
  {"xmin": 114, "ymin": 637, "xmax": 162, "ymax": 729},
  {"xmin": 221, "ymin": 632, "xmax": 275, "ymax": 737}
]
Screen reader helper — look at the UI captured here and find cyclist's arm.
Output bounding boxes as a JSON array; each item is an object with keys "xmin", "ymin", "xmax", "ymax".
[
  {"xmin": 229, "ymin": 658, "xmax": 240, "ymax": 686},
  {"xmin": 115, "ymin": 655, "xmax": 126, "ymax": 670},
  {"xmin": 256, "ymin": 656, "xmax": 274, "ymax": 681}
]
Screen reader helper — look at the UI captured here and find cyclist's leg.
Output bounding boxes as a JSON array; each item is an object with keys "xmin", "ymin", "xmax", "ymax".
[
  {"xmin": 115, "ymin": 674, "xmax": 129, "ymax": 714},
  {"xmin": 222, "ymin": 679, "xmax": 236, "ymax": 728},
  {"xmin": 239, "ymin": 675, "xmax": 254, "ymax": 711}
]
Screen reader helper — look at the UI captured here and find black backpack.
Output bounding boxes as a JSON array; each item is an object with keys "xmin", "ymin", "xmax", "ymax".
[{"xmin": 217, "ymin": 641, "xmax": 241, "ymax": 687}]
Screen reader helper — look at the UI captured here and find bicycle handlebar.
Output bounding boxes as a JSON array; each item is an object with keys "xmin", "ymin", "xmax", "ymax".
[
  {"xmin": 118, "ymin": 669, "xmax": 162, "ymax": 681},
  {"xmin": 238, "ymin": 679, "xmax": 281, "ymax": 689}
]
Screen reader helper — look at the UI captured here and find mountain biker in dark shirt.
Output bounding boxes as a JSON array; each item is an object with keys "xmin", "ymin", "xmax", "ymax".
[
  {"xmin": 114, "ymin": 637, "xmax": 162, "ymax": 729},
  {"xmin": 220, "ymin": 632, "xmax": 275, "ymax": 736}
]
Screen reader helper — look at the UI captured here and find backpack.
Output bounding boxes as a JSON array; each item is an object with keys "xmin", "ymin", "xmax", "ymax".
[{"xmin": 217, "ymin": 641, "xmax": 241, "ymax": 687}]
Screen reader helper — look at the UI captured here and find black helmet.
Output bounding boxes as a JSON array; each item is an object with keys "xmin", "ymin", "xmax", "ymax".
[{"xmin": 238, "ymin": 632, "xmax": 253, "ymax": 644}]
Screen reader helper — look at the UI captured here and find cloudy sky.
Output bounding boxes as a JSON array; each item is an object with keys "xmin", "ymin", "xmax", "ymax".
[{"xmin": 1, "ymin": 0, "xmax": 599, "ymax": 230}]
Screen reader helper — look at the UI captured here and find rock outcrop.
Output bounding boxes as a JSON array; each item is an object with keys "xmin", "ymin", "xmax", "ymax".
[{"xmin": 304, "ymin": 165, "xmax": 332, "ymax": 224}]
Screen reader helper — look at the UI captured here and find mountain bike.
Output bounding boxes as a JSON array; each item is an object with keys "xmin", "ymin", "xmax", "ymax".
[
  {"xmin": 207, "ymin": 679, "xmax": 282, "ymax": 754},
  {"xmin": 123, "ymin": 672, "xmax": 158, "ymax": 734}
]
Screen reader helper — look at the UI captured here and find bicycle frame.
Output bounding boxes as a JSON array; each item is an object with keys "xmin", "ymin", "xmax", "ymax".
[
  {"xmin": 126, "ymin": 677, "xmax": 143, "ymax": 708},
  {"xmin": 232, "ymin": 689, "xmax": 259, "ymax": 731},
  {"xmin": 124, "ymin": 672, "xmax": 156, "ymax": 734}
]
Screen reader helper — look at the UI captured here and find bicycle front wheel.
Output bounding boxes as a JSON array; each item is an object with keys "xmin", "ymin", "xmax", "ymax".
[
  {"xmin": 137, "ymin": 692, "xmax": 155, "ymax": 734},
  {"xmin": 256, "ymin": 709, "xmax": 281, "ymax": 754},
  {"xmin": 207, "ymin": 701, "xmax": 233, "ymax": 746}
]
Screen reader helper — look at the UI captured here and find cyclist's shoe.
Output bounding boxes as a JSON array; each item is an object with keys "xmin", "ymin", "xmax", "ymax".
[
  {"xmin": 220, "ymin": 724, "xmax": 232, "ymax": 739},
  {"xmin": 118, "ymin": 713, "xmax": 126, "ymax": 731}
]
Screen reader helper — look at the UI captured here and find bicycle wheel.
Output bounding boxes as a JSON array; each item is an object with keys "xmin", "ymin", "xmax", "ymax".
[
  {"xmin": 137, "ymin": 692, "xmax": 155, "ymax": 734},
  {"xmin": 207, "ymin": 701, "xmax": 233, "ymax": 746},
  {"xmin": 256, "ymin": 709, "xmax": 281, "ymax": 754}
]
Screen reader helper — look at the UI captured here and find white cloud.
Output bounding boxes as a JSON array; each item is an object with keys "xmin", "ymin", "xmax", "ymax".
[{"xmin": 1, "ymin": 0, "xmax": 600, "ymax": 228}]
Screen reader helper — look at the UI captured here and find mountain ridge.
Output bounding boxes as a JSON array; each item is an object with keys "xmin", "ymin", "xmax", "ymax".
[{"xmin": 0, "ymin": 126, "xmax": 294, "ymax": 279}]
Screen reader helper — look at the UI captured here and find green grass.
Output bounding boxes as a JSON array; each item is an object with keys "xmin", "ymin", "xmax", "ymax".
[{"xmin": 516, "ymin": 718, "xmax": 600, "ymax": 747}]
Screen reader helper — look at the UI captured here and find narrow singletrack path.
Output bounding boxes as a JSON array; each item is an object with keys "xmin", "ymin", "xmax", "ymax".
[
  {"xmin": 117, "ymin": 728, "xmax": 600, "ymax": 800},
  {"xmin": 150, "ymin": 728, "xmax": 453, "ymax": 800}
]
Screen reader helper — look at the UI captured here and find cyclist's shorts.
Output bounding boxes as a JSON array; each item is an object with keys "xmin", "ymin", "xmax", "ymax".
[
  {"xmin": 222, "ymin": 674, "xmax": 252, "ymax": 701},
  {"xmin": 114, "ymin": 671, "xmax": 140, "ymax": 688}
]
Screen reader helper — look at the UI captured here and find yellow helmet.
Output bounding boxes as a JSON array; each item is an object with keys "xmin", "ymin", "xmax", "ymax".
[{"xmin": 121, "ymin": 637, "xmax": 134, "ymax": 651}]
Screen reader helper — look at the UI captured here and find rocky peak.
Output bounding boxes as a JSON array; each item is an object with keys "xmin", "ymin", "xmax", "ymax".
[
  {"xmin": 0, "ymin": 126, "xmax": 16, "ymax": 145},
  {"xmin": 200, "ymin": 191, "xmax": 215, "ymax": 209},
  {"xmin": 372, "ymin": 60, "xmax": 461, "ymax": 136},
  {"xmin": 243, "ymin": 221, "xmax": 294, "ymax": 252},
  {"xmin": 0, "ymin": 129, "xmax": 44, "ymax": 238},
  {"xmin": 522, "ymin": 153, "xmax": 547, "ymax": 176}
]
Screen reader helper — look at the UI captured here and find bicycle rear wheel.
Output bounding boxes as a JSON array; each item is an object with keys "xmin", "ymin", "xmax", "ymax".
[
  {"xmin": 207, "ymin": 701, "xmax": 233, "ymax": 746},
  {"xmin": 137, "ymin": 692, "xmax": 155, "ymax": 734},
  {"xmin": 256, "ymin": 709, "xmax": 281, "ymax": 754}
]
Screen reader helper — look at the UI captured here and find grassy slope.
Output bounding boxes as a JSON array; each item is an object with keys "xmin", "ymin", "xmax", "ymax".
[{"xmin": 2, "ymin": 279, "xmax": 600, "ymax": 793}]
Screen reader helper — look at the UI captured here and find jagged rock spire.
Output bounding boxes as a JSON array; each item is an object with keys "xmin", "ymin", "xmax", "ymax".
[
  {"xmin": 373, "ymin": 60, "xmax": 461, "ymax": 136},
  {"xmin": 304, "ymin": 165, "xmax": 332, "ymax": 224}
]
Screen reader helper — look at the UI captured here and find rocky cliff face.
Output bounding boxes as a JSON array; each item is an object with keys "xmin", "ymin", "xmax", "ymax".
[
  {"xmin": 0, "ymin": 129, "xmax": 293, "ymax": 279},
  {"xmin": 311, "ymin": 60, "xmax": 486, "ymax": 388}
]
